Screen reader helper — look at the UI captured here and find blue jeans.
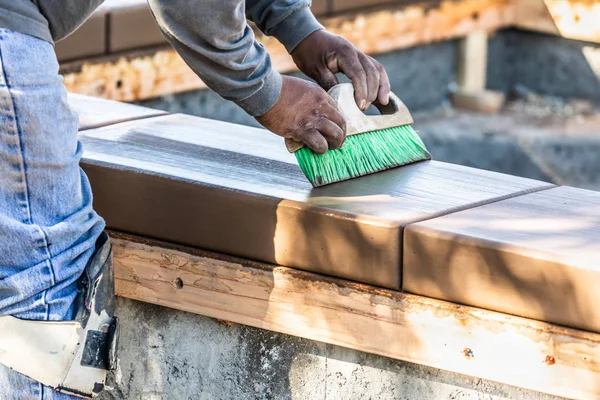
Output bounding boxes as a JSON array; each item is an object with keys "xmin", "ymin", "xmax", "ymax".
[{"xmin": 0, "ymin": 28, "xmax": 105, "ymax": 398}]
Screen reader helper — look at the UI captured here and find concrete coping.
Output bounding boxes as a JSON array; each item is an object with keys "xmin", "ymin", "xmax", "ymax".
[{"xmin": 68, "ymin": 93, "xmax": 600, "ymax": 336}]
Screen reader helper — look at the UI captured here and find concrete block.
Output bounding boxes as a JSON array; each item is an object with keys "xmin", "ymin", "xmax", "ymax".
[
  {"xmin": 405, "ymin": 186, "xmax": 600, "ymax": 333},
  {"xmin": 55, "ymin": 9, "xmax": 106, "ymax": 62},
  {"xmin": 487, "ymin": 30, "xmax": 600, "ymax": 105},
  {"xmin": 105, "ymin": 0, "xmax": 167, "ymax": 53},
  {"xmin": 79, "ymin": 113, "xmax": 551, "ymax": 290},
  {"xmin": 311, "ymin": 0, "xmax": 329, "ymax": 16},
  {"xmin": 332, "ymin": 0, "xmax": 395, "ymax": 14}
]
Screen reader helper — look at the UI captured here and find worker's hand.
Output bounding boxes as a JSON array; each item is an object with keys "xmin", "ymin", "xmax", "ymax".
[
  {"xmin": 256, "ymin": 75, "xmax": 346, "ymax": 154},
  {"xmin": 291, "ymin": 30, "xmax": 391, "ymax": 111}
]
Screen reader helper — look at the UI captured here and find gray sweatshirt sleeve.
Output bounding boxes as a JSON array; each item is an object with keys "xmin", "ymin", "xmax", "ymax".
[
  {"xmin": 246, "ymin": 0, "xmax": 324, "ymax": 53},
  {"xmin": 148, "ymin": 0, "xmax": 321, "ymax": 117}
]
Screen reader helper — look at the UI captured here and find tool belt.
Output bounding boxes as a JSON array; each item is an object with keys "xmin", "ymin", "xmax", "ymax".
[{"xmin": 0, "ymin": 232, "xmax": 119, "ymax": 398}]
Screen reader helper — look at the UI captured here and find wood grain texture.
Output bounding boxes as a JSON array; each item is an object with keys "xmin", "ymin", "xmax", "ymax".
[
  {"xmin": 79, "ymin": 113, "xmax": 551, "ymax": 289},
  {"xmin": 515, "ymin": 0, "xmax": 600, "ymax": 43},
  {"xmin": 62, "ymin": 0, "xmax": 514, "ymax": 101},
  {"xmin": 112, "ymin": 233, "xmax": 600, "ymax": 400},
  {"xmin": 68, "ymin": 93, "xmax": 166, "ymax": 130},
  {"xmin": 405, "ymin": 186, "xmax": 600, "ymax": 333}
]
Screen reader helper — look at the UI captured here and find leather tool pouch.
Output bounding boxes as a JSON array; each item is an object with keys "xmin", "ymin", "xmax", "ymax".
[{"xmin": 0, "ymin": 231, "xmax": 119, "ymax": 398}]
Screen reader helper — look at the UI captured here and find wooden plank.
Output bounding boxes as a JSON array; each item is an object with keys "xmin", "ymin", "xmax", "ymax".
[
  {"xmin": 62, "ymin": 47, "xmax": 195, "ymax": 103},
  {"xmin": 515, "ymin": 0, "xmax": 600, "ymax": 43},
  {"xmin": 112, "ymin": 233, "xmax": 600, "ymax": 400},
  {"xmin": 405, "ymin": 186, "xmax": 600, "ymax": 334},
  {"xmin": 62, "ymin": 0, "xmax": 513, "ymax": 101},
  {"xmin": 323, "ymin": 0, "xmax": 513, "ymax": 54},
  {"xmin": 457, "ymin": 30, "xmax": 489, "ymax": 92},
  {"xmin": 452, "ymin": 29, "xmax": 506, "ymax": 112},
  {"xmin": 516, "ymin": 0, "xmax": 561, "ymax": 35}
]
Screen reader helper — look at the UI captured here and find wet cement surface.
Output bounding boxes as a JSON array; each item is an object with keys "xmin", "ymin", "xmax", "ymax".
[
  {"xmin": 405, "ymin": 186, "xmax": 600, "ymax": 333},
  {"xmin": 80, "ymin": 113, "xmax": 550, "ymax": 289}
]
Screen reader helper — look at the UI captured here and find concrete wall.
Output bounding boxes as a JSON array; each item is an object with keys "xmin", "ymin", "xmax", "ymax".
[
  {"xmin": 100, "ymin": 298, "xmax": 564, "ymax": 400},
  {"xmin": 488, "ymin": 30, "xmax": 600, "ymax": 104},
  {"xmin": 413, "ymin": 108, "xmax": 600, "ymax": 191}
]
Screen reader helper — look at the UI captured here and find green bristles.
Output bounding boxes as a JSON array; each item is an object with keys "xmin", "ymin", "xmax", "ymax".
[{"xmin": 295, "ymin": 125, "xmax": 431, "ymax": 187}]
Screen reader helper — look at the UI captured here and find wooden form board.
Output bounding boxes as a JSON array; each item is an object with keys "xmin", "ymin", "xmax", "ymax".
[{"xmin": 112, "ymin": 233, "xmax": 600, "ymax": 400}]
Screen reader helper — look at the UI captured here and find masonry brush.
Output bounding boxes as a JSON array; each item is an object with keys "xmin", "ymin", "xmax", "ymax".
[{"xmin": 285, "ymin": 83, "xmax": 431, "ymax": 187}]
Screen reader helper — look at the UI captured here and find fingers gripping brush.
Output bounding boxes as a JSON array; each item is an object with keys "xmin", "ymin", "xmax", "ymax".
[{"xmin": 285, "ymin": 83, "xmax": 431, "ymax": 187}]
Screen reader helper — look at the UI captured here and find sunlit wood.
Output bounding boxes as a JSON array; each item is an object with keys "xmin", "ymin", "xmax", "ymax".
[{"xmin": 515, "ymin": 0, "xmax": 600, "ymax": 43}]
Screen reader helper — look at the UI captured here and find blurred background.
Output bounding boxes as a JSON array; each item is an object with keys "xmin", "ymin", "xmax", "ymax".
[{"xmin": 59, "ymin": 0, "xmax": 600, "ymax": 190}]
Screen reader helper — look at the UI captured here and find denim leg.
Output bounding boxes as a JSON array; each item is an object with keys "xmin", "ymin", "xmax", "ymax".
[
  {"xmin": 0, "ymin": 28, "xmax": 106, "ymax": 398},
  {"xmin": 0, "ymin": 365, "xmax": 78, "ymax": 400}
]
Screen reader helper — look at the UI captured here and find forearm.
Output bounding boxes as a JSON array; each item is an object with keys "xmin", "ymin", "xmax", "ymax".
[
  {"xmin": 148, "ymin": 0, "xmax": 281, "ymax": 116},
  {"xmin": 246, "ymin": 0, "xmax": 324, "ymax": 52}
]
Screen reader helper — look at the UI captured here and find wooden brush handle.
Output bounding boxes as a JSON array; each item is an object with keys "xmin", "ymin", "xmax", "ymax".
[{"xmin": 285, "ymin": 83, "xmax": 414, "ymax": 153}]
